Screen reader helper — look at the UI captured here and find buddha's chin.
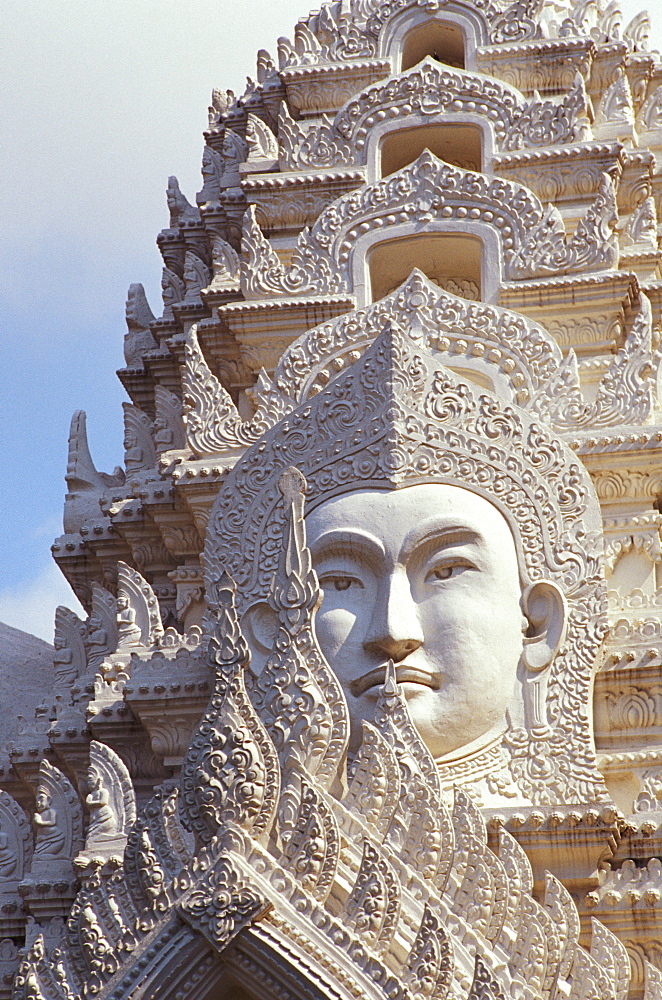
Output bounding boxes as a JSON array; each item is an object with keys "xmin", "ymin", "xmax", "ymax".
[{"xmin": 396, "ymin": 693, "xmax": 473, "ymax": 759}]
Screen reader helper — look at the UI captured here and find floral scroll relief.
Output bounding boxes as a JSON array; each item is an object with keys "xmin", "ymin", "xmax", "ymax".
[
  {"xmin": 534, "ymin": 294, "xmax": 657, "ymax": 431},
  {"xmin": 240, "ymin": 204, "xmax": 345, "ymax": 299},
  {"xmin": 238, "ymin": 247, "xmax": 650, "ymax": 447},
  {"xmin": 276, "ymin": 0, "xmax": 542, "ymax": 72},
  {"xmin": 508, "ymin": 173, "xmax": 619, "ymax": 279}
]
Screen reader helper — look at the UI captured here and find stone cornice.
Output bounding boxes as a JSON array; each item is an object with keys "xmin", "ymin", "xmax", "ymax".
[{"xmin": 241, "ymin": 168, "xmax": 366, "ymax": 190}]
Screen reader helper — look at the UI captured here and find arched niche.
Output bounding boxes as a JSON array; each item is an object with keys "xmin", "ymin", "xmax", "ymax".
[
  {"xmin": 380, "ymin": 124, "xmax": 483, "ymax": 176},
  {"xmin": 378, "ymin": 5, "xmax": 486, "ymax": 72},
  {"xmin": 368, "ymin": 233, "xmax": 483, "ymax": 302},
  {"xmin": 401, "ymin": 18, "xmax": 466, "ymax": 70}
]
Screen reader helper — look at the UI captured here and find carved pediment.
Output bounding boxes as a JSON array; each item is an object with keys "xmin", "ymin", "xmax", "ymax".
[
  {"xmin": 196, "ymin": 270, "xmax": 653, "ymax": 463},
  {"xmin": 240, "ymin": 151, "xmax": 619, "ymax": 301},
  {"xmin": 280, "ymin": 59, "xmax": 589, "ymax": 171}
]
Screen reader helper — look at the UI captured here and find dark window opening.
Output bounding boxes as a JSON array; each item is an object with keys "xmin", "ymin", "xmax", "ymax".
[
  {"xmin": 401, "ymin": 20, "xmax": 465, "ymax": 71},
  {"xmin": 380, "ymin": 123, "xmax": 482, "ymax": 177},
  {"xmin": 368, "ymin": 234, "xmax": 482, "ymax": 302}
]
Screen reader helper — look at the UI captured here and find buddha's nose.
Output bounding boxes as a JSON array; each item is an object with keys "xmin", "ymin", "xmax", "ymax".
[{"xmin": 362, "ymin": 569, "xmax": 423, "ymax": 662}]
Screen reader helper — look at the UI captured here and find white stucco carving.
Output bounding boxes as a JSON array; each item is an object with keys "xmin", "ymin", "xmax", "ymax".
[
  {"xmin": 84, "ymin": 584, "xmax": 118, "ymax": 672},
  {"xmin": 209, "ymin": 233, "xmax": 240, "ymax": 290},
  {"xmin": 246, "ymin": 113, "xmax": 279, "ymax": 163},
  {"xmin": 207, "ymin": 321, "xmax": 608, "ymax": 808},
  {"xmin": 198, "ymin": 145, "xmax": 224, "ymax": 204},
  {"xmin": 305, "ymin": 483, "xmax": 566, "ymax": 769},
  {"xmin": 76, "ymin": 742, "xmax": 136, "ymax": 871},
  {"xmin": 153, "ymin": 386, "xmax": 185, "ymax": 454},
  {"xmin": 123, "ymin": 283, "xmax": 157, "ymax": 369},
  {"xmin": 160, "ymin": 266, "xmax": 184, "ymax": 319},
  {"xmin": 207, "ymin": 87, "xmax": 235, "ymax": 129},
  {"xmin": 241, "ymin": 151, "xmax": 621, "ymax": 305},
  {"xmin": 11, "ymin": 0, "xmax": 662, "ymax": 995},
  {"xmin": 122, "ymin": 403, "xmax": 156, "ymax": 477},
  {"xmin": 53, "ymin": 607, "xmax": 86, "ymax": 689},
  {"xmin": 625, "ymin": 197, "xmax": 659, "ymax": 251},
  {"xmin": 116, "ymin": 561, "xmax": 164, "ymax": 649},
  {"xmin": 166, "ymin": 176, "xmax": 199, "ymax": 228},
  {"xmin": 0, "ymin": 791, "xmax": 32, "ymax": 888},
  {"xmin": 279, "ymin": 60, "xmax": 589, "ymax": 175},
  {"xmin": 30, "ymin": 761, "xmax": 83, "ymax": 870},
  {"xmin": 63, "ymin": 411, "xmax": 124, "ymax": 535}
]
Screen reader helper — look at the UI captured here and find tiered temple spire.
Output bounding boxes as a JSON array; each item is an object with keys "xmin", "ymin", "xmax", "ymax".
[{"xmin": 3, "ymin": 0, "xmax": 662, "ymax": 996}]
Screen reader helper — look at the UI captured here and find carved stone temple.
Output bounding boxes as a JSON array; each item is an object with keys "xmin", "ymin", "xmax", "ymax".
[{"xmin": 8, "ymin": 0, "xmax": 662, "ymax": 996}]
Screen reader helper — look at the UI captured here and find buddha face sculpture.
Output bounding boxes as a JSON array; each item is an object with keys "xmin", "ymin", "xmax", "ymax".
[
  {"xmin": 306, "ymin": 483, "xmax": 565, "ymax": 759},
  {"xmin": 206, "ymin": 314, "xmax": 608, "ymax": 804}
]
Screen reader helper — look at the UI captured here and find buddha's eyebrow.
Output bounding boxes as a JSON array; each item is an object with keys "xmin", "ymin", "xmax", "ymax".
[
  {"xmin": 401, "ymin": 522, "xmax": 483, "ymax": 561},
  {"xmin": 308, "ymin": 528, "xmax": 386, "ymax": 562}
]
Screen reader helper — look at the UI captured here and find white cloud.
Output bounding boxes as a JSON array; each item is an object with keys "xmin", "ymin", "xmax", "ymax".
[{"xmin": 0, "ymin": 561, "xmax": 84, "ymax": 643}]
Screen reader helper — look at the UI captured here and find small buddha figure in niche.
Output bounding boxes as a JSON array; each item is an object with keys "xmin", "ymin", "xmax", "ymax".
[
  {"xmin": 85, "ymin": 765, "xmax": 117, "ymax": 842},
  {"xmin": 0, "ymin": 820, "xmax": 17, "ymax": 876},
  {"xmin": 33, "ymin": 790, "xmax": 66, "ymax": 860},
  {"xmin": 116, "ymin": 595, "xmax": 142, "ymax": 649},
  {"xmin": 123, "ymin": 426, "xmax": 144, "ymax": 475},
  {"xmin": 220, "ymin": 129, "xmax": 247, "ymax": 189},
  {"xmin": 84, "ymin": 611, "xmax": 111, "ymax": 673},
  {"xmin": 597, "ymin": 71, "xmax": 634, "ymax": 127},
  {"xmin": 53, "ymin": 633, "xmax": 76, "ymax": 687},
  {"xmin": 161, "ymin": 268, "xmax": 184, "ymax": 318},
  {"xmin": 626, "ymin": 196, "xmax": 659, "ymax": 249},
  {"xmin": 153, "ymin": 411, "xmax": 174, "ymax": 451}
]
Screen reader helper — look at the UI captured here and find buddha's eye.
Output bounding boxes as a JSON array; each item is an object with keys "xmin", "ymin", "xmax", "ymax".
[
  {"xmin": 320, "ymin": 574, "xmax": 363, "ymax": 592},
  {"xmin": 425, "ymin": 560, "xmax": 471, "ymax": 583}
]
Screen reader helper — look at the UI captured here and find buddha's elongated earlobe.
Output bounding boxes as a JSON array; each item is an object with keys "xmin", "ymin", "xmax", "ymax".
[
  {"xmin": 521, "ymin": 580, "xmax": 567, "ymax": 729},
  {"xmin": 522, "ymin": 580, "xmax": 567, "ymax": 672}
]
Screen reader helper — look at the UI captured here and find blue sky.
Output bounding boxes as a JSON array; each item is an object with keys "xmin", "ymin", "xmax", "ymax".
[
  {"xmin": 0, "ymin": 0, "xmax": 305, "ymax": 639},
  {"xmin": 1, "ymin": 0, "xmax": 660, "ymax": 641}
]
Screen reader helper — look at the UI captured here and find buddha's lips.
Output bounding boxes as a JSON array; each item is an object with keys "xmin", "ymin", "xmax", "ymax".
[{"xmin": 349, "ymin": 665, "xmax": 441, "ymax": 697}]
